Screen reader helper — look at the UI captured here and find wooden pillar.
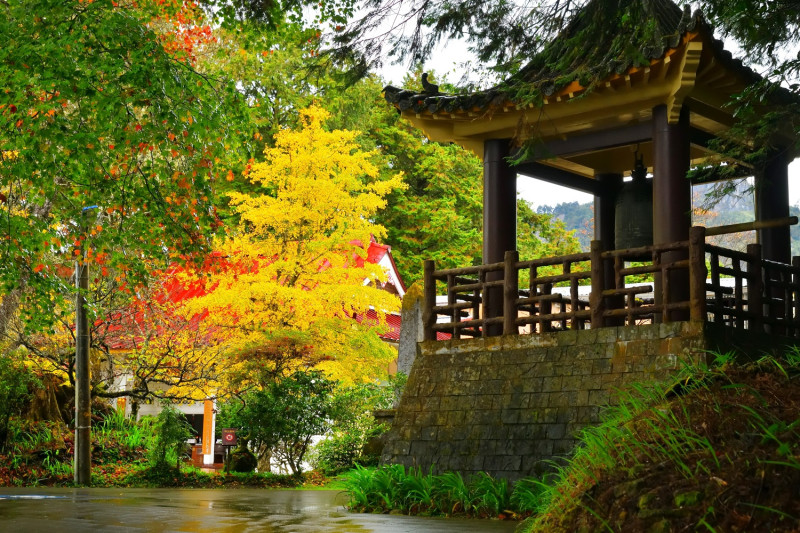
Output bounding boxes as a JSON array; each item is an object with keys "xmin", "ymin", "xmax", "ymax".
[
  {"xmin": 689, "ymin": 226, "xmax": 707, "ymax": 322},
  {"xmin": 653, "ymin": 105, "xmax": 691, "ymax": 320},
  {"xmin": 593, "ymin": 172, "xmax": 621, "ymax": 247},
  {"xmin": 483, "ymin": 139, "xmax": 517, "ymax": 335},
  {"xmin": 755, "ymin": 149, "xmax": 790, "ymax": 330},
  {"xmin": 423, "ymin": 260, "xmax": 436, "ymax": 341},
  {"xmin": 594, "ymin": 172, "xmax": 623, "ymax": 325},
  {"xmin": 503, "ymin": 250, "xmax": 519, "ymax": 335},
  {"xmin": 755, "ymin": 149, "xmax": 791, "ymax": 264}
]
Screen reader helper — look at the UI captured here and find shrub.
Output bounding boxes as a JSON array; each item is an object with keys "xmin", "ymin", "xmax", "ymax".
[
  {"xmin": 309, "ymin": 376, "xmax": 403, "ymax": 475},
  {"xmin": 218, "ymin": 370, "xmax": 337, "ymax": 475},
  {"xmin": 0, "ymin": 352, "xmax": 40, "ymax": 451},
  {"xmin": 148, "ymin": 404, "xmax": 192, "ymax": 471}
]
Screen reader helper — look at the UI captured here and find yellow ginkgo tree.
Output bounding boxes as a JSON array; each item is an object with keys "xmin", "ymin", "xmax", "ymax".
[{"xmin": 181, "ymin": 105, "xmax": 405, "ymax": 388}]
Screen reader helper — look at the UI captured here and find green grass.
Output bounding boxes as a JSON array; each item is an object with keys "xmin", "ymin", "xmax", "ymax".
[
  {"xmin": 518, "ymin": 351, "xmax": 800, "ymax": 532},
  {"xmin": 342, "ymin": 464, "xmax": 544, "ymax": 519}
]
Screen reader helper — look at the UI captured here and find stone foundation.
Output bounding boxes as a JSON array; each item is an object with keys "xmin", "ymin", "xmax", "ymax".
[{"xmin": 381, "ymin": 322, "xmax": 710, "ymax": 480}]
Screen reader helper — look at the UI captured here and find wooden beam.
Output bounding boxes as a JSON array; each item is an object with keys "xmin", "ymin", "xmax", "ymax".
[
  {"xmin": 689, "ymin": 126, "xmax": 716, "ymax": 149},
  {"xmin": 704, "ymin": 216, "xmax": 798, "ymax": 237},
  {"xmin": 515, "ymin": 121, "xmax": 653, "ymax": 159},
  {"xmin": 515, "ymin": 162, "xmax": 607, "ymax": 196},
  {"xmin": 685, "ymin": 97, "xmax": 735, "ymax": 128}
]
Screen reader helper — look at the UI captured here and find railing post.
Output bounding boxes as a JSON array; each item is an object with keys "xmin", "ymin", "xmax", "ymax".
[
  {"xmin": 590, "ymin": 240, "xmax": 605, "ymax": 329},
  {"xmin": 792, "ymin": 256, "xmax": 800, "ymax": 337},
  {"xmin": 423, "ymin": 260, "xmax": 436, "ymax": 341},
  {"xmin": 689, "ymin": 226, "xmax": 707, "ymax": 322},
  {"xmin": 503, "ymin": 250, "xmax": 519, "ymax": 335},
  {"xmin": 787, "ymin": 255, "xmax": 800, "ymax": 337},
  {"xmin": 746, "ymin": 244, "xmax": 763, "ymax": 333}
]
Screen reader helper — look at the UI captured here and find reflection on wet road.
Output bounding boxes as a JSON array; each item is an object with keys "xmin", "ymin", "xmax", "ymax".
[{"xmin": 0, "ymin": 488, "xmax": 519, "ymax": 533}]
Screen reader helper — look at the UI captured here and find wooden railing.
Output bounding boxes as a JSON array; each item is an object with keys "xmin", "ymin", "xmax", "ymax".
[{"xmin": 423, "ymin": 225, "xmax": 800, "ymax": 341}]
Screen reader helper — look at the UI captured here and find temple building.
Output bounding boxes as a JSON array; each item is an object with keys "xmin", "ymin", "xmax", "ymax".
[{"xmin": 380, "ymin": 0, "xmax": 800, "ymax": 480}]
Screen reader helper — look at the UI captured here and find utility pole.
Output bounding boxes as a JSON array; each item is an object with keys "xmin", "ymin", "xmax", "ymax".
[{"xmin": 74, "ymin": 205, "xmax": 98, "ymax": 485}]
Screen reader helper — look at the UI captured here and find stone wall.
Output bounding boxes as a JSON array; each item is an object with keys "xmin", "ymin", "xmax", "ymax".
[{"xmin": 380, "ymin": 322, "xmax": 708, "ymax": 481}]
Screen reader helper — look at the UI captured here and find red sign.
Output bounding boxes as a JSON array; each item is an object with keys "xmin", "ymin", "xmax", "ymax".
[{"xmin": 221, "ymin": 428, "xmax": 237, "ymax": 446}]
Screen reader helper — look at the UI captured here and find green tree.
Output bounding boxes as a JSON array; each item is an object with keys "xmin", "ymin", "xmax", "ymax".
[
  {"xmin": 323, "ymin": 75, "xmax": 483, "ymax": 284},
  {"xmin": 518, "ymin": 200, "xmax": 583, "ymax": 260},
  {"xmin": 221, "ymin": 370, "xmax": 337, "ymax": 475},
  {"xmin": 1, "ymin": 0, "xmax": 251, "ymax": 335},
  {"xmin": 324, "ymin": 73, "xmax": 585, "ymax": 284}
]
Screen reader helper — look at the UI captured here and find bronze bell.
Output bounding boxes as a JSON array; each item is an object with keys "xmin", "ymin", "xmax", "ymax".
[{"xmin": 614, "ymin": 154, "xmax": 653, "ymax": 251}]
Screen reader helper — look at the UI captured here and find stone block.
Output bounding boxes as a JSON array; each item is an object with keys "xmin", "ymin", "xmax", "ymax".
[
  {"xmin": 554, "ymin": 363, "xmax": 575, "ymax": 377},
  {"xmin": 575, "ymin": 389, "xmax": 590, "ymax": 406},
  {"xmin": 561, "ymin": 375, "xmax": 582, "ymax": 391},
  {"xmin": 484, "ymin": 455, "xmax": 521, "ymax": 472},
  {"xmin": 600, "ymin": 373, "xmax": 622, "ymax": 387},
  {"xmin": 439, "ymin": 395, "xmax": 461, "ymax": 412},
  {"xmin": 434, "ymin": 411, "xmax": 449, "ymax": 426},
  {"xmin": 415, "ymin": 410, "xmax": 436, "ymax": 426},
  {"xmin": 553, "ymin": 439, "xmax": 578, "ymax": 456},
  {"xmin": 471, "ymin": 409, "xmax": 495, "ymax": 426},
  {"xmin": 507, "ymin": 391, "xmax": 529, "ymax": 410},
  {"xmin": 585, "ymin": 342, "xmax": 612, "ymax": 360},
  {"xmin": 655, "ymin": 353, "xmax": 678, "ymax": 370},
  {"xmin": 397, "ymin": 425, "xmax": 414, "ymax": 440},
  {"xmin": 419, "ymin": 426, "xmax": 438, "ymax": 441},
  {"xmin": 575, "ymin": 328, "xmax": 598, "ymax": 345},
  {"xmin": 594, "ymin": 326, "xmax": 620, "ymax": 344},
  {"xmin": 541, "ymin": 376, "xmax": 563, "ymax": 392},
  {"xmin": 410, "ymin": 440, "xmax": 431, "ymax": 456},
  {"xmin": 393, "ymin": 440, "xmax": 411, "ymax": 456},
  {"xmin": 490, "ymin": 394, "xmax": 510, "ymax": 410},
  {"xmin": 479, "ymin": 424, "xmax": 504, "ymax": 441},
  {"xmin": 538, "ymin": 361, "xmax": 556, "ymax": 377},
  {"xmin": 547, "ymin": 392, "xmax": 569, "ymax": 408},
  {"xmin": 477, "ymin": 439, "xmax": 498, "ymax": 455},
  {"xmin": 447, "ymin": 410, "xmax": 467, "ymax": 426},
  {"xmin": 534, "ymin": 439, "xmax": 554, "ymax": 457},
  {"xmin": 520, "ymin": 376, "xmax": 544, "ymax": 394},
  {"xmin": 588, "ymin": 389, "xmax": 610, "ymax": 406},
  {"xmin": 421, "ymin": 396, "xmax": 441, "ymax": 412},
  {"xmin": 461, "ymin": 365, "xmax": 482, "ymax": 381},
  {"xmin": 658, "ymin": 321, "xmax": 682, "ymax": 339},
  {"xmin": 545, "ymin": 423, "xmax": 567, "ymax": 439},
  {"xmin": 556, "ymin": 330, "xmax": 578, "ymax": 346},
  {"xmin": 501, "ymin": 409, "xmax": 521, "ymax": 425},
  {"xmin": 473, "ymin": 395, "xmax": 494, "ymax": 410},
  {"xmin": 592, "ymin": 358, "xmax": 612, "ymax": 374}
]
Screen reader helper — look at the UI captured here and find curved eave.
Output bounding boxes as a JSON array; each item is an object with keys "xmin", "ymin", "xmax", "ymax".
[
  {"xmin": 386, "ymin": 25, "xmax": 798, "ymax": 172},
  {"xmin": 394, "ymin": 32, "xmax": 706, "ymax": 164}
]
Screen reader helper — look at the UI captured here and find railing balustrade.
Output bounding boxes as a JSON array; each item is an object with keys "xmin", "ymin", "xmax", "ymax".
[{"xmin": 423, "ymin": 226, "xmax": 800, "ymax": 341}]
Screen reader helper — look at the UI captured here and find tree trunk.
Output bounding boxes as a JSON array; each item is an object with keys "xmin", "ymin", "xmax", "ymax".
[
  {"xmin": 256, "ymin": 444, "xmax": 272, "ymax": 473},
  {"xmin": 28, "ymin": 374, "xmax": 62, "ymax": 422}
]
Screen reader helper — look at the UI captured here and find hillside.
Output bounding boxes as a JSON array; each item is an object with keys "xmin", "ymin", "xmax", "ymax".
[
  {"xmin": 522, "ymin": 353, "xmax": 800, "ymax": 532},
  {"xmin": 535, "ymin": 180, "xmax": 800, "ymax": 255}
]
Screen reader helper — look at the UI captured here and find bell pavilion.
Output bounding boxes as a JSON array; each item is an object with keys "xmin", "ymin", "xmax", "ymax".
[{"xmin": 379, "ymin": 0, "xmax": 800, "ymax": 480}]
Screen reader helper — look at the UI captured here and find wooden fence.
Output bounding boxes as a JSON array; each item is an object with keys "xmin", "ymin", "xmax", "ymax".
[{"xmin": 423, "ymin": 225, "xmax": 800, "ymax": 340}]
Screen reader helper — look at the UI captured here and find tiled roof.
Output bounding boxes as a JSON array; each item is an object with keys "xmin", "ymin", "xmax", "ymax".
[
  {"xmin": 356, "ymin": 309, "xmax": 401, "ymax": 342},
  {"xmin": 383, "ymin": 0, "xmax": 790, "ymax": 115}
]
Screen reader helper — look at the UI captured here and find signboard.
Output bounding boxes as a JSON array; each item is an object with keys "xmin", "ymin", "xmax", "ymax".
[{"xmin": 221, "ymin": 428, "xmax": 237, "ymax": 447}]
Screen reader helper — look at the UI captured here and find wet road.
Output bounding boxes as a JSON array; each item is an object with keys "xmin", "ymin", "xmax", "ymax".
[{"xmin": 0, "ymin": 488, "xmax": 519, "ymax": 532}]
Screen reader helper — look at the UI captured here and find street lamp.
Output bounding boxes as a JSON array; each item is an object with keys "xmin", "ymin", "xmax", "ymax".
[{"xmin": 75, "ymin": 205, "xmax": 99, "ymax": 485}]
